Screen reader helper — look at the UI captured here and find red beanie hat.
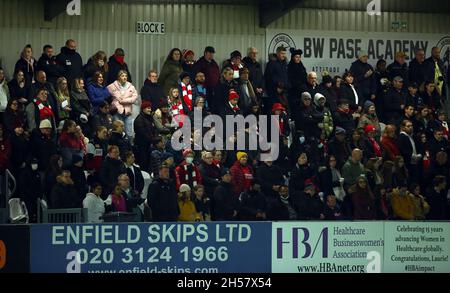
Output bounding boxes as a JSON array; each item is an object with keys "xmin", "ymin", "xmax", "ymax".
[
  {"xmin": 364, "ymin": 124, "xmax": 376, "ymax": 134},
  {"xmin": 271, "ymin": 103, "xmax": 285, "ymax": 113},
  {"xmin": 182, "ymin": 49, "xmax": 195, "ymax": 59},
  {"xmin": 141, "ymin": 100, "xmax": 152, "ymax": 110},
  {"xmin": 228, "ymin": 90, "xmax": 239, "ymax": 101}
]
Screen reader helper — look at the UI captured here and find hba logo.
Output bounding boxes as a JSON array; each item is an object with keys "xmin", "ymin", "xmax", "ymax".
[
  {"xmin": 66, "ymin": 0, "xmax": 81, "ymax": 16},
  {"xmin": 276, "ymin": 227, "xmax": 328, "ymax": 259}
]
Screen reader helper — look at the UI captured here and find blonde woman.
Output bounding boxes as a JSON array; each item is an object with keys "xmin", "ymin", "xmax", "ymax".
[
  {"xmin": 55, "ymin": 76, "xmax": 72, "ymax": 121},
  {"xmin": 107, "ymin": 70, "xmax": 138, "ymax": 137}
]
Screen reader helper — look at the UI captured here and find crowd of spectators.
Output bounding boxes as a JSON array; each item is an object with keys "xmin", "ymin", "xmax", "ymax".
[{"xmin": 0, "ymin": 39, "xmax": 449, "ymax": 222}]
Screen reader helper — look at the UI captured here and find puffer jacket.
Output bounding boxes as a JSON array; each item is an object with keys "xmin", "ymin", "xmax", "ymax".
[{"xmin": 107, "ymin": 81, "xmax": 138, "ymax": 115}]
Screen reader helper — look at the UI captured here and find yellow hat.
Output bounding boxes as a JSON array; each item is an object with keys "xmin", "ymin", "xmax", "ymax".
[
  {"xmin": 236, "ymin": 151, "xmax": 248, "ymax": 161},
  {"xmin": 395, "ymin": 51, "xmax": 406, "ymax": 58}
]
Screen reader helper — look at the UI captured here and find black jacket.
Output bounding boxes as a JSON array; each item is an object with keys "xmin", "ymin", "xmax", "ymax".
[
  {"xmin": 147, "ymin": 178, "xmax": 179, "ymax": 222},
  {"xmin": 387, "ymin": 61, "xmax": 409, "ymax": 85},
  {"xmin": 383, "ymin": 88, "xmax": 406, "ymax": 123},
  {"xmin": 198, "ymin": 161, "xmax": 220, "ymax": 198},
  {"xmin": 9, "ymin": 134, "xmax": 31, "ymax": 173},
  {"xmin": 289, "ymin": 163, "xmax": 317, "ymax": 195},
  {"xmin": 424, "ymin": 57, "xmax": 446, "ymax": 85},
  {"xmin": 338, "ymin": 83, "xmax": 361, "ymax": 109},
  {"xmin": 427, "ymin": 138, "xmax": 450, "ymax": 159},
  {"xmin": 30, "ymin": 129, "xmax": 58, "ymax": 171},
  {"xmin": 56, "ymin": 47, "xmax": 83, "ymax": 85},
  {"xmin": 140, "ymin": 79, "xmax": 165, "ymax": 109},
  {"xmin": 397, "ymin": 132, "xmax": 415, "ymax": 170},
  {"xmin": 294, "ymin": 105, "xmax": 323, "ymax": 138},
  {"xmin": 108, "ymin": 131, "xmax": 133, "ymax": 159},
  {"xmin": 83, "ymin": 58, "xmax": 109, "ymax": 84},
  {"xmin": 288, "ymin": 60, "xmax": 307, "ymax": 98},
  {"xmin": 213, "ymin": 80, "xmax": 238, "ymax": 114},
  {"xmin": 328, "ymin": 138, "xmax": 352, "ymax": 169},
  {"xmin": 37, "ymin": 53, "xmax": 65, "ymax": 86},
  {"xmin": 50, "ymin": 182, "xmax": 81, "ymax": 209},
  {"xmin": 212, "ymin": 181, "xmax": 238, "ymax": 221},
  {"xmin": 70, "ymin": 165, "xmax": 89, "ymax": 197},
  {"xmin": 318, "ymin": 84, "xmax": 338, "ymax": 114},
  {"xmin": 238, "ymin": 189, "xmax": 267, "ymax": 220},
  {"xmin": 267, "ymin": 196, "xmax": 299, "ymax": 220},
  {"xmin": 134, "ymin": 113, "xmax": 156, "ymax": 147},
  {"xmin": 349, "ymin": 59, "xmax": 376, "ymax": 98},
  {"xmin": 426, "ymin": 188, "xmax": 448, "ymax": 220},
  {"xmin": 126, "ymin": 164, "xmax": 145, "ymax": 195},
  {"xmin": 107, "ymin": 55, "xmax": 132, "ymax": 85},
  {"xmin": 242, "ymin": 57, "xmax": 264, "ymax": 90},
  {"xmin": 99, "ymin": 156, "xmax": 126, "ymax": 197},
  {"xmin": 264, "ymin": 59, "xmax": 289, "ymax": 97},
  {"xmin": 7, "ymin": 79, "xmax": 28, "ymax": 100},
  {"xmin": 297, "ymin": 192, "xmax": 324, "ymax": 220},
  {"xmin": 18, "ymin": 166, "xmax": 43, "ymax": 215},
  {"xmin": 14, "ymin": 57, "xmax": 37, "ymax": 85},
  {"xmin": 333, "ymin": 110, "xmax": 355, "ymax": 135},
  {"xmin": 409, "ymin": 58, "xmax": 426, "ymax": 86},
  {"xmin": 256, "ymin": 162, "xmax": 285, "ymax": 199}
]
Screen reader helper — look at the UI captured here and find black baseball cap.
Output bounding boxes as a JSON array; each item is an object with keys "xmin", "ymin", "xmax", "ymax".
[{"xmin": 204, "ymin": 46, "xmax": 215, "ymax": 53}]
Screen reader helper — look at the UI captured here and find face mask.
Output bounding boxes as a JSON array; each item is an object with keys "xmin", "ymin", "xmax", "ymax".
[
  {"xmin": 299, "ymin": 136, "xmax": 305, "ymax": 144},
  {"xmin": 186, "ymin": 157, "xmax": 194, "ymax": 164},
  {"xmin": 31, "ymin": 164, "xmax": 38, "ymax": 171},
  {"xmin": 98, "ymin": 60, "xmax": 105, "ymax": 67}
]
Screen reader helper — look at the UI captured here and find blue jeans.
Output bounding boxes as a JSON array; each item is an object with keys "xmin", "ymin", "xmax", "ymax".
[{"xmin": 114, "ymin": 113, "xmax": 135, "ymax": 138}]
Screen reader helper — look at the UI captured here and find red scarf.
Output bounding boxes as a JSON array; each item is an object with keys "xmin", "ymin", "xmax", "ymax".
[
  {"xmin": 35, "ymin": 99, "xmax": 54, "ymax": 121},
  {"xmin": 181, "ymin": 82, "xmax": 193, "ymax": 111},
  {"xmin": 114, "ymin": 55, "xmax": 125, "ymax": 65},
  {"xmin": 369, "ymin": 137, "xmax": 382, "ymax": 157}
]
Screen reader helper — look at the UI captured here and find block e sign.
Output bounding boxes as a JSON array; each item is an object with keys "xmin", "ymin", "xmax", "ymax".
[{"xmin": 136, "ymin": 22, "xmax": 165, "ymax": 35}]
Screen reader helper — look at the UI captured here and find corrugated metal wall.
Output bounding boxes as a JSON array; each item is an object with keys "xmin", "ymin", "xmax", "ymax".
[
  {"xmin": 268, "ymin": 8, "xmax": 450, "ymax": 34},
  {"xmin": 1, "ymin": 0, "xmax": 450, "ymax": 89},
  {"xmin": 0, "ymin": 0, "xmax": 265, "ymax": 89}
]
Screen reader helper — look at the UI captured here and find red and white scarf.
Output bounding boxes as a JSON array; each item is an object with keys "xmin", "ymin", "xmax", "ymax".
[
  {"xmin": 181, "ymin": 82, "xmax": 193, "ymax": 111},
  {"xmin": 184, "ymin": 164, "xmax": 198, "ymax": 187},
  {"xmin": 35, "ymin": 99, "xmax": 54, "ymax": 121},
  {"xmin": 440, "ymin": 121, "xmax": 449, "ymax": 139},
  {"xmin": 229, "ymin": 102, "xmax": 239, "ymax": 113},
  {"xmin": 171, "ymin": 100, "xmax": 185, "ymax": 127},
  {"xmin": 231, "ymin": 62, "xmax": 243, "ymax": 79}
]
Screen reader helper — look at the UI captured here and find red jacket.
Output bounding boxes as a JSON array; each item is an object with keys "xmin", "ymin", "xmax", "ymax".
[
  {"xmin": 230, "ymin": 161, "xmax": 254, "ymax": 196},
  {"xmin": 59, "ymin": 131, "xmax": 84, "ymax": 150},
  {"xmin": 381, "ymin": 136, "xmax": 400, "ymax": 161},
  {"xmin": 175, "ymin": 161, "xmax": 203, "ymax": 191}
]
